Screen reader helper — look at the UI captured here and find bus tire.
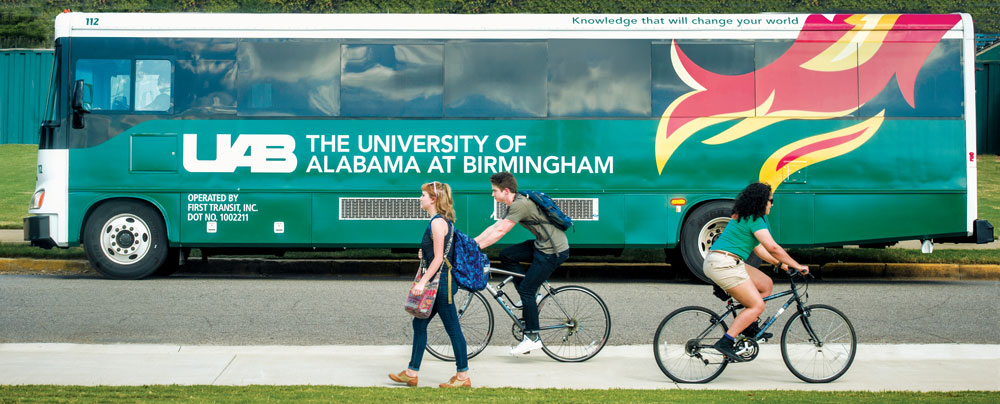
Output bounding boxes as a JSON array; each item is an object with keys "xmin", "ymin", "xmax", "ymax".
[
  {"xmin": 153, "ymin": 248, "xmax": 181, "ymax": 277},
  {"xmin": 83, "ymin": 200, "xmax": 168, "ymax": 280},
  {"xmin": 678, "ymin": 200, "xmax": 733, "ymax": 284}
]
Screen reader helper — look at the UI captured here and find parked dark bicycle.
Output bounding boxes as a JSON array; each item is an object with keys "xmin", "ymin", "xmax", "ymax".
[
  {"xmin": 425, "ymin": 266, "xmax": 611, "ymax": 362},
  {"xmin": 653, "ymin": 269, "xmax": 856, "ymax": 383}
]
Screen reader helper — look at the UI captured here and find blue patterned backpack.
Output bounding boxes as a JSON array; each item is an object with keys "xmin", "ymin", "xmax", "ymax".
[{"xmin": 444, "ymin": 223, "xmax": 490, "ymax": 291}]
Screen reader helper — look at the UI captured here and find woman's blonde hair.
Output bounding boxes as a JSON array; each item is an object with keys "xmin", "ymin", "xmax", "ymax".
[{"xmin": 421, "ymin": 181, "xmax": 456, "ymax": 223}]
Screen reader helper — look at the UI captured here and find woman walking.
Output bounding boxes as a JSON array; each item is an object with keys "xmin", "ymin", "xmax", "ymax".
[
  {"xmin": 703, "ymin": 182, "xmax": 809, "ymax": 361},
  {"xmin": 389, "ymin": 181, "xmax": 471, "ymax": 388}
]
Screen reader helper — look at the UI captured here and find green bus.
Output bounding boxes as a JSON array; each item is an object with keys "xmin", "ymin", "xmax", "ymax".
[{"xmin": 24, "ymin": 12, "xmax": 993, "ymax": 279}]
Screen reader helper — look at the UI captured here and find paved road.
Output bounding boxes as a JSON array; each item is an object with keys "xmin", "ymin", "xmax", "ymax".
[{"xmin": 1, "ymin": 274, "xmax": 997, "ymax": 345}]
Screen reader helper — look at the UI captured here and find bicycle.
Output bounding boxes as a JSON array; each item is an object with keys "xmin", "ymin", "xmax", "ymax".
[
  {"xmin": 653, "ymin": 270, "xmax": 856, "ymax": 383},
  {"xmin": 425, "ymin": 266, "xmax": 611, "ymax": 362}
]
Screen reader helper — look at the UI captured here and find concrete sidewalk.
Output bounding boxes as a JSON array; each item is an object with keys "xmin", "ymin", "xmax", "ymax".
[{"xmin": 0, "ymin": 343, "xmax": 997, "ymax": 391}]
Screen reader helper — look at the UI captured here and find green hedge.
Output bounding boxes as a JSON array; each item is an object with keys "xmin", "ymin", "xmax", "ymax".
[{"xmin": 1, "ymin": 0, "xmax": 997, "ymax": 48}]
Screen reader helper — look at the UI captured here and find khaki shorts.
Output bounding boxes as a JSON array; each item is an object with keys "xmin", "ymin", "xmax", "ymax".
[{"xmin": 703, "ymin": 252, "xmax": 750, "ymax": 290}]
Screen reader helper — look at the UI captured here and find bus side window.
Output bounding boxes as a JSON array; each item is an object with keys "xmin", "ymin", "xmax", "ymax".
[
  {"xmin": 548, "ymin": 39, "xmax": 651, "ymax": 118},
  {"xmin": 859, "ymin": 39, "xmax": 963, "ymax": 118},
  {"xmin": 135, "ymin": 60, "xmax": 172, "ymax": 112},
  {"xmin": 75, "ymin": 59, "xmax": 131, "ymax": 111},
  {"xmin": 341, "ymin": 44, "xmax": 444, "ymax": 117},
  {"xmin": 237, "ymin": 39, "xmax": 341, "ymax": 117},
  {"xmin": 444, "ymin": 41, "xmax": 547, "ymax": 118},
  {"xmin": 652, "ymin": 41, "xmax": 755, "ymax": 118}
]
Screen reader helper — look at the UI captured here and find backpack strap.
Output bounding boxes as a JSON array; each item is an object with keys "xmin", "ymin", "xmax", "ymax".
[{"xmin": 433, "ymin": 215, "xmax": 456, "ymax": 304}]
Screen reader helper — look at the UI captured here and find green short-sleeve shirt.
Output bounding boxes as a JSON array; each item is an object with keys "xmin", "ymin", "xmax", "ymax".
[{"xmin": 710, "ymin": 216, "xmax": 770, "ymax": 260}]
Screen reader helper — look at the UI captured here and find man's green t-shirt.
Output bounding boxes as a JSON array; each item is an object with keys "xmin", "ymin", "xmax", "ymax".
[
  {"xmin": 710, "ymin": 216, "xmax": 770, "ymax": 260},
  {"xmin": 503, "ymin": 194, "xmax": 570, "ymax": 255}
]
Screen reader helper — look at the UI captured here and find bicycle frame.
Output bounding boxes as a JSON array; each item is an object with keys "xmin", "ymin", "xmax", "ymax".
[
  {"xmin": 700, "ymin": 274, "xmax": 822, "ymax": 350},
  {"xmin": 478, "ymin": 267, "xmax": 572, "ymax": 334}
]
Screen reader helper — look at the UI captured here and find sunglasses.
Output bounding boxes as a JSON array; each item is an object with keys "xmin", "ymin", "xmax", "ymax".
[{"xmin": 768, "ymin": 198, "xmax": 774, "ymax": 203}]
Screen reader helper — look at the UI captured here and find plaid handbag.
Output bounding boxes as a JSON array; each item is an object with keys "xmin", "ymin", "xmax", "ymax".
[{"xmin": 404, "ymin": 262, "xmax": 441, "ymax": 319}]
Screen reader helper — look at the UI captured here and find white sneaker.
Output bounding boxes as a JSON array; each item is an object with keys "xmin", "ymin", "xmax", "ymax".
[
  {"xmin": 514, "ymin": 294, "xmax": 544, "ymax": 308},
  {"xmin": 510, "ymin": 337, "xmax": 543, "ymax": 355}
]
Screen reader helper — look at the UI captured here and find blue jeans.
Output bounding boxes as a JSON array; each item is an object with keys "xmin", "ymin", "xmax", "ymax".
[
  {"xmin": 408, "ymin": 270, "xmax": 468, "ymax": 372},
  {"xmin": 500, "ymin": 240, "xmax": 570, "ymax": 336}
]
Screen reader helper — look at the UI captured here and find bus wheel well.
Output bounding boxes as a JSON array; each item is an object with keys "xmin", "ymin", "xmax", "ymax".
[
  {"xmin": 80, "ymin": 197, "xmax": 168, "ymax": 244},
  {"xmin": 80, "ymin": 198, "xmax": 171, "ymax": 280},
  {"xmin": 671, "ymin": 198, "xmax": 763, "ymax": 283}
]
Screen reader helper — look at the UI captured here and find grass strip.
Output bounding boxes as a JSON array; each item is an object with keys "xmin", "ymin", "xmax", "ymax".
[
  {"xmin": 0, "ymin": 145, "xmax": 38, "ymax": 229},
  {"xmin": 0, "ymin": 386, "xmax": 995, "ymax": 404}
]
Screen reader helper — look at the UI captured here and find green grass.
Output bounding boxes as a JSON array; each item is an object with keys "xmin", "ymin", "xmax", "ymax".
[
  {"xmin": 0, "ymin": 145, "xmax": 38, "ymax": 229},
  {"xmin": 0, "ymin": 386, "xmax": 994, "ymax": 404},
  {"xmin": 978, "ymin": 154, "xmax": 1000, "ymax": 237},
  {"xmin": 0, "ymin": 243, "xmax": 86, "ymax": 259}
]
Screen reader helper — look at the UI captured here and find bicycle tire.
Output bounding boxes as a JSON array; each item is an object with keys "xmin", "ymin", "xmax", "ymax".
[
  {"xmin": 780, "ymin": 304, "xmax": 857, "ymax": 383},
  {"xmin": 425, "ymin": 288, "xmax": 494, "ymax": 361},
  {"xmin": 653, "ymin": 306, "xmax": 729, "ymax": 383},
  {"xmin": 536, "ymin": 285, "xmax": 611, "ymax": 362}
]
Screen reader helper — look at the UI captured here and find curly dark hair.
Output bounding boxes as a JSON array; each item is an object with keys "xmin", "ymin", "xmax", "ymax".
[{"xmin": 732, "ymin": 182, "xmax": 772, "ymax": 222}]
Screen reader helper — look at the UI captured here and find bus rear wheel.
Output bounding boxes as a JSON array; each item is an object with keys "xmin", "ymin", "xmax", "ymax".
[
  {"xmin": 678, "ymin": 201, "xmax": 733, "ymax": 283},
  {"xmin": 83, "ymin": 200, "xmax": 168, "ymax": 280}
]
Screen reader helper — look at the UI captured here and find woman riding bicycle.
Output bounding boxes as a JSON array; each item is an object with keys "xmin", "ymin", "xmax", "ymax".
[{"xmin": 704, "ymin": 182, "xmax": 809, "ymax": 361}]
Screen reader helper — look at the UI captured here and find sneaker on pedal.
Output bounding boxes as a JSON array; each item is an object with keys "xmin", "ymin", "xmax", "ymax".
[
  {"xmin": 741, "ymin": 322, "xmax": 773, "ymax": 341},
  {"xmin": 513, "ymin": 294, "xmax": 544, "ymax": 308},
  {"xmin": 510, "ymin": 337, "xmax": 543, "ymax": 355},
  {"xmin": 712, "ymin": 337, "xmax": 744, "ymax": 362}
]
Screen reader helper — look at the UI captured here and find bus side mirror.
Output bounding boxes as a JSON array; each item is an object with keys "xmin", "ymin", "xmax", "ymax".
[{"xmin": 72, "ymin": 80, "xmax": 90, "ymax": 129}]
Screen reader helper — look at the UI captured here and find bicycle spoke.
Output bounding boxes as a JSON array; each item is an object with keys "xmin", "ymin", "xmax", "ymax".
[
  {"xmin": 425, "ymin": 290, "xmax": 493, "ymax": 361},
  {"xmin": 653, "ymin": 307, "xmax": 729, "ymax": 383},
  {"xmin": 537, "ymin": 287, "xmax": 610, "ymax": 362},
  {"xmin": 781, "ymin": 305, "xmax": 856, "ymax": 383}
]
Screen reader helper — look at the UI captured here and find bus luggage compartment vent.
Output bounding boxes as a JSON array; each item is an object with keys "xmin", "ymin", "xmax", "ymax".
[
  {"xmin": 494, "ymin": 198, "xmax": 599, "ymax": 221},
  {"xmin": 339, "ymin": 198, "xmax": 428, "ymax": 220}
]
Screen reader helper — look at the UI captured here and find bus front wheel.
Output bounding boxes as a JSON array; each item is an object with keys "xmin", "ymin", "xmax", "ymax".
[{"xmin": 83, "ymin": 200, "xmax": 169, "ymax": 280}]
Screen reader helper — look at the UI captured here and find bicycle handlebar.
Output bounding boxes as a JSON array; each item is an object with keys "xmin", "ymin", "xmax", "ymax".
[{"xmin": 785, "ymin": 268, "xmax": 814, "ymax": 279}]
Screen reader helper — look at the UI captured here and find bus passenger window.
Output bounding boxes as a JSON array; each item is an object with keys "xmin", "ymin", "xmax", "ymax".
[
  {"xmin": 75, "ymin": 59, "xmax": 131, "ymax": 111},
  {"xmin": 652, "ymin": 42, "xmax": 755, "ymax": 118},
  {"xmin": 341, "ymin": 44, "xmax": 443, "ymax": 117},
  {"xmin": 548, "ymin": 40, "xmax": 651, "ymax": 118},
  {"xmin": 237, "ymin": 39, "xmax": 341, "ymax": 116},
  {"xmin": 135, "ymin": 60, "xmax": 172, "ymax": 112},
  {"xmin": 444, "ymin": 41, "xmax": 547, "ymax": 118}
]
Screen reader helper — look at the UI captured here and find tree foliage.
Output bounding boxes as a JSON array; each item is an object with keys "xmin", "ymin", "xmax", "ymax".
[{"xmin": 1, "ymin": 0, "xmax": 997, "ymax": 48}]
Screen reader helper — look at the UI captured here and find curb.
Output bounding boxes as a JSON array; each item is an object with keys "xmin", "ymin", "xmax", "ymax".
[{"xmin": 1, "ymin": 257, "xmax": 998, "ymax": 280}]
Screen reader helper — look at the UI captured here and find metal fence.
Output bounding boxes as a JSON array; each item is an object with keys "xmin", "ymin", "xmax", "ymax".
[{"xmin": 1, "ymin": 49, "xmax": 52, "ymax": 145}]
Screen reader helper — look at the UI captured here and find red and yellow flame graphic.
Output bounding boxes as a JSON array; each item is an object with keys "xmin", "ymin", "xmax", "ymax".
[{"xmin": 654, "ymin": 14, "xmax": 960, "ymax": 189}]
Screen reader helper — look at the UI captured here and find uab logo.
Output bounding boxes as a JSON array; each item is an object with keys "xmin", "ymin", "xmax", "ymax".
[{"xmin": 182, "ymin": 134, "xmax": 297, "ymax": 173}]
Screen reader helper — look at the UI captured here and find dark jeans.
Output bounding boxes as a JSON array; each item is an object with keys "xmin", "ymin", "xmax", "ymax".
[
  {"xmin": 499, "ymin": 240, "xmax": 570, "ymax": 337},
  {"xmin": 408, "ymin": 271, "xmax": 468, "ymax": 372}
]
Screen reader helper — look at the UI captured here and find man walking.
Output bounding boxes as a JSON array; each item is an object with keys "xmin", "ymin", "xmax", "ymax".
[{"xmin": 475, "ymin": 172, "xmax": 570, "ymax": 355}]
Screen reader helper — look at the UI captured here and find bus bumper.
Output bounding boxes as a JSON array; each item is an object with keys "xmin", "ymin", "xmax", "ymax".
[
  {"xmin": 23, "ymin": 215, "xmax": 57, "ymax": 249},
  {"xmin": 934, "ymin": 219, "xmax": 995, "ymax": 244}
]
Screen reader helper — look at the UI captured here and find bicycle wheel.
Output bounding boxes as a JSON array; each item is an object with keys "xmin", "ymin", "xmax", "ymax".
[
  {"xmin": 536, "ymin": 285, "xmax": 610, "ymax": 362},
  {"xmin": 781, "ymin": 304, "xmax": 857, "ymax": 383},
  {"xmin": 425, "ymin": 288, "xmax": 494, "ymax": 361},
  {"xmin": 653, "ymin": 306, "xmax": 729, "ymax": 383}
]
